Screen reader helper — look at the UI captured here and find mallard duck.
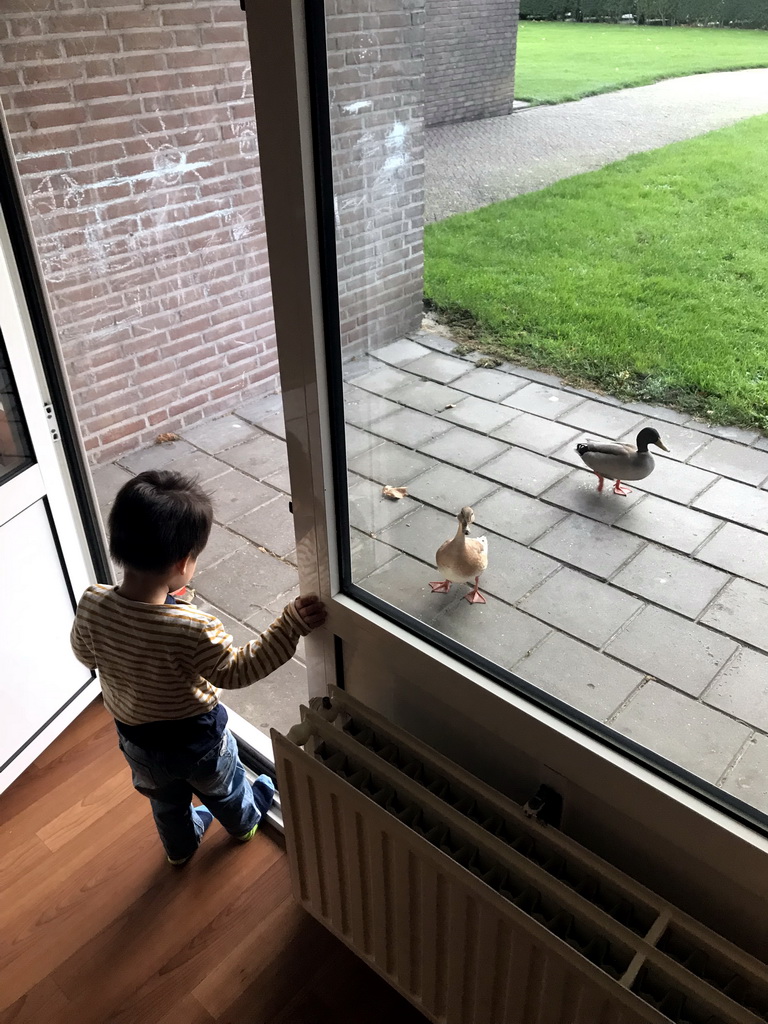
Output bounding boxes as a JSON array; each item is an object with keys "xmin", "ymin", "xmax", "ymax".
[
  {"xmin": 430, "ymin": 506, "xmax": 488, "ymax": 604},
  {"xmin": 576, "ymin": 427, "xmax": 669, "ymax": 496}
]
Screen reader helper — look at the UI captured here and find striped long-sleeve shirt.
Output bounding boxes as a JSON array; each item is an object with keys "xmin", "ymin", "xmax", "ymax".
[{"xmin": 70, "ymin": 584, "xmax": 310, "ymax": 726}]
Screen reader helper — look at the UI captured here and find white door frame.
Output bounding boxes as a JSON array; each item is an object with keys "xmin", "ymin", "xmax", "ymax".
[
  {"xmin": 242, "ymin": 0, "xmax": 768, "ymax": 958},
  {"xmin": 0, "ymin": 113, "xmax": 106, "ymax": 789}
]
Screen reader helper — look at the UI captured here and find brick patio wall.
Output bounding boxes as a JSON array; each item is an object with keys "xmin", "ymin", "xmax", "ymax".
[
  {"xmin": 326, "ymin": 0, "xmax": 426, "ymax": 356},
  {"xmin": 425, "ymin": 0, "xmax": 520, "ymax": 126},
  {"xmin": 0, "ymin": 2, "xmax": 279, "ymax": 463},
  {"xmin": 0, "ymin": 0, "xmax": 429, "ymax": 462}
]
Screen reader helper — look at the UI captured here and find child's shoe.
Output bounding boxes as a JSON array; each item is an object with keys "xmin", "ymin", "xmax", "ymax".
[
  {"xmin": 235, "ymin": 775, "xmax": 276, "ymax": 842},
  {"xmin": 167, "ymin": 805, "xmax": 214, "ymax": 865}
]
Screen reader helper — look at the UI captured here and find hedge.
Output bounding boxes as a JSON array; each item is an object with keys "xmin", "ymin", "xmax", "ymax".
[{"xmin": 519, "ymin": 0, "xmax": 768, "ymax": 26}]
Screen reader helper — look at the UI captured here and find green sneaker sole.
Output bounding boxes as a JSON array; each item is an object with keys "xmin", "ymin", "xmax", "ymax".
[{"xmin": 235, "ymin": 822, "xmax": 260, "ymax": 843}]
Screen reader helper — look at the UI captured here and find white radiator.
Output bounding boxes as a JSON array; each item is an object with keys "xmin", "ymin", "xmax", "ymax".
[{"xmin": 272, "ymin": 687, "xmax": 768, "ymax": 1024}]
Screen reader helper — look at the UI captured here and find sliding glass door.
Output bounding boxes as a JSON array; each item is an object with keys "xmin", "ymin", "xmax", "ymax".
[{"xmin": 242, "ymin": 0, "xmax": 768, "ymax": 958}]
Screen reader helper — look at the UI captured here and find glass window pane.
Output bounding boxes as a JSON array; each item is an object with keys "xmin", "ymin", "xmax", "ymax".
[
  {"xmin": 323, "ymin": 2, "xmax": 768, "ymax": 824},
  {"xmin": 0, "ymin": 5, "xmax": 299, "ymax": 741},
  {"xmin": 0, "ymin": 330, "xmax": 34, "ymax": 484}
]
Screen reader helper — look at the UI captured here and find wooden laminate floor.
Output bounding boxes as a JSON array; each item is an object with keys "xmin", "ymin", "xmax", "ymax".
[{"xmin": 0, "ymin": 700, "xmax": 428, "ymax": 1024}]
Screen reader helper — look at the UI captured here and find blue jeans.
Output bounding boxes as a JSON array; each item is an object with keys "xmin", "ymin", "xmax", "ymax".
[{"xmin": 118, "ymin": 728, "xmax": 259, "ymax": 862}]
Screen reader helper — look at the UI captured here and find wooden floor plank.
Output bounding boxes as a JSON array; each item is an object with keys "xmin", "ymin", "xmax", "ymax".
[
  {"xmin": 55, "ymin": 839, "xmax": 286, "ymax": 1024},
  {"xmin": 38, "ymin": 768, "xmax": 135, "ymax": 852},
  {"xmin": 0, "ymin": 825, "xmax": 159, "ymax": 1011},
  {"xmin": 157, "ymin": 994, "xmax": 216, "ymax": 1024},
  {"xmin": 1, "ymin": 787, "xmax": 145, "ymax": 944},
  {"xmin": 0, "ymin": 704, "xmax": 428, "ymax": 1024},
  {"xmin": 215, "ymin": 906, "xmax": 335, "ymax": 1024},
  {"xmin": 1, "ymin": 976, "xmax": 69, "ymax": 1024},
  {"xmin": 0, "ymin": 718, "xmax": 119, "ymax": 855},
  {"xmin": 0, "ymin": 833, "xmax": 52, "ymax": 896},
  {"xmin": 31, "ymin": 698, "xmax": 109, "ymax": 770},
  {"xmin": 194, "ymin": 890, "xmax": 310, "ymax": 1020}
]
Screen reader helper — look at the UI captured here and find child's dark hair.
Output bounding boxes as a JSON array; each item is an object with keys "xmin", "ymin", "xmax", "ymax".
[{"xmin": 108, "ymin": 470, "xmax": 213, "ymax": 573}]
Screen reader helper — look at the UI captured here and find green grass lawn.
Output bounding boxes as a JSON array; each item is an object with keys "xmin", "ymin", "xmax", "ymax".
[
  {"xmin": 515, "ymin": 22, "xmax": 768, "ymax": 104},
  {"xmin": 424, "ymin": 115, "xmax": 768, "ymax": 431}
]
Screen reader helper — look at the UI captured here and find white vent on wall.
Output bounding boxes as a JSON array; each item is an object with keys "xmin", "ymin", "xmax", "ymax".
[{"xmin": 272, "ymin": 686, "xmax": 768, "ymax": 1024}]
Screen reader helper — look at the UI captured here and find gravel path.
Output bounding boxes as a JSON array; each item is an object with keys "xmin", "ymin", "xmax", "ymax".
[{"xmin": 426, "ymin": 67, "xmax": 768, "ymax": 221}]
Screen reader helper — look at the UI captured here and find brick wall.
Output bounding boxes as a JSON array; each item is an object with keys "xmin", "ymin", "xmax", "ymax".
[
  {"xmin": 326, "ymin": 0, "xmax": 426, "ymax": 355},
  {"xmin": 0, "ymin": 0, "xmax": 429, "ymax": 462},
  {"xmin": 425, "ymin": 0, "xmax": 520, "ymax": 126},
  {"xmin": 0, "ymin": 1, "xmax": 276, "ymax": 463}
]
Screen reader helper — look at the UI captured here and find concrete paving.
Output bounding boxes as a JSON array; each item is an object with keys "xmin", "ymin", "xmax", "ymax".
[
  {"xmin": 90, "ymin": 326, "xmax": 768, "ymax": 814},
  {"xmin": 341, "ymin": 326, "xmax": 768, "ymax": 813},
  {"xmin": 426, "ymin": 67, "xmax": 768, "ymax": 220}
]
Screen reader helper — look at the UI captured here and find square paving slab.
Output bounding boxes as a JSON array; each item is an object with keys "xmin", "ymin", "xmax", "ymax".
[
  {"xmin": 194, "ymin": 544, "xmax": 299, "ymax": 623},
  {"xmin": 629, "ymin": 457, "xmax": 716, "ymax": 506},
  {"xmin": 404, "ymin": 351, "xmax": 469, "ymax": 384},
  {"xmin": 704, "ymin": 647, "xmax": 768, "ymax": 733},
  {"xmin": 610, "ymin": 543, "xmax": 730, "ymax": 619},
  {"xmin": 117, "ymin": 438, "xmax": 195, "ymax": 474},
  {"xmin": 345, "ymin": 425, "xmax": 382, "ymax": 460},
  {"xmin": 432, "ymin": 600, "xmax": 551, "ymax": 670},
  {"xmin": 479, "ymin": 447, "xmax": 570, "ymax": 497},
  {"xmin": 182, "ymin": 414, "xmax": 260, "ymax": 454},
  {"xmin": 478, "ymin": 533, "xmax": 560, "ymax": 605},
  {"xmin": 374, "ymin": 338, "xmax": 432, "ymax": 366},
  {"xmin": 451, "ymin": 367, "xmax": 528, "ymax": 402},
  {"xmin": 230, "ymin": 496, "xmax": 297, "ymax": 562},
  {"xmin": 370, "ymin": 406, "xmax": 452, "ymax": 448},
  {"xmin": 605, "ymin": 605, "xmax": 738, "ymax": 697},
  {"xmin": 217, "ymin": 433, "xmax": 288, "ymax": 480},
  {"xmin": 206, "ymin": 470, "xmax": 278, "ymax": 525},
  {"xmin": 502, "ymin": 382, "xmax": 585, "ymax": 419},
  {"xmin": 720, "ymin": 735, "xmax": 768, "ymax": 815},
  {"xmin": 701, "ymin": 578, "xmax": 768, "ymax": 653},
  {"xmin": 160, "ymin": 448, "xmax": 233, "ymax": 484},
  {"xmin": 361, "ymin": 551, "xmax": 451, "ymax": 624},
  {"xmin": 349, "ymin": 440, "xmax": 436, "ymax": 486},
  {"xmin": 196, "ymin": 523, "xmax": 250, "ymax": 574},
  {"xmin": 518, "ymin": 568, "xmax": 643, "ymax": 648},
  {"xmin": 236, "ymin": 393, "xmax": 287, "ymax": 437},
  {"xmin": 343, "ymin": 386, "xmax": 401, "ymax": 428},
  {"xmin": 347, "ymin": 474, "xmax": 416, "ymax": 534},
  {"xmin": 513, "ymin": 632, "xmax": 642, "ymax": 721},
  {"xmin": 353, "ymin": 365, "xmax": 416, "ymax": 395},
  {"xmin": 389, "ymin": 379, "xmax": 465, "ymax": 415},
  {"xmin": 350, "ymin": 530, "xmax": 401, "ymax": 580},
  {"xmin": 532, "ymin": 514, "xmax": 644, "ymax": 580},
  {"xmin": 614, "ymin": 494, "xmax": 720, "ymax": 554},
  {"xmin": 407, "ymin": 463, "xmax": 500, "ymax": 511},
  {"xmin": 695, "ymin": 522, "xmax": 768, "ymax": 588},
  {"xmin": 559, "ymin": 398, "xmax": 645, "ymax": 438},
  {"xmin": 421, "ymin": 426, "xmax": 508, "ymax": 470},
  {"xmin": 693, "ymin": 478, "xmax": 768, "ymax": 534},
  {"xmin": 608, "ymin": 681, "xmax": 751, "ymax": 785},
  {"xmin": 541, "ymin": 472, "xmax": 645, "ymax": 525},
  {"xmin": 472, "ymin": 488, "xmax": 568, "ymax": 545},
  {"xmin": 689, "ymin": 437, "xmax": 768, "ymax": 486},
  {"xmin": 438, "ymin": 395, "xmax": 517, "ymax": 434},
  {"xmin": 491, "ymin": 413, "xmax": 581, "ymax": 456}
]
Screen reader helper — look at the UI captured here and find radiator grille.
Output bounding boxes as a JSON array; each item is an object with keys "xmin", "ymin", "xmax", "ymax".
[{"xmin": 273, "ymin": 687, "xmax": 768, "ymax": 1024}]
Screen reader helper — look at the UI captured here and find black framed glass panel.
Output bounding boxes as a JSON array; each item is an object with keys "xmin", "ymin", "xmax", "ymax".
[{"xmin": 0, "ymin": 329, "xmax": 34, "ymax": 484}]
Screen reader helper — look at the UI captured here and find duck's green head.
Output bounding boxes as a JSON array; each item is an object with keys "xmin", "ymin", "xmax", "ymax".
[{"xmin": 636, "ymin": 427, "xmax": 669, "ymax": 453}]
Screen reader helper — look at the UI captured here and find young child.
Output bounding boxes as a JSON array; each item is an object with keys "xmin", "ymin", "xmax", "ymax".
[{"xmin": 70, "ymin": 469, "xmax": 326, "ymax": 865}]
